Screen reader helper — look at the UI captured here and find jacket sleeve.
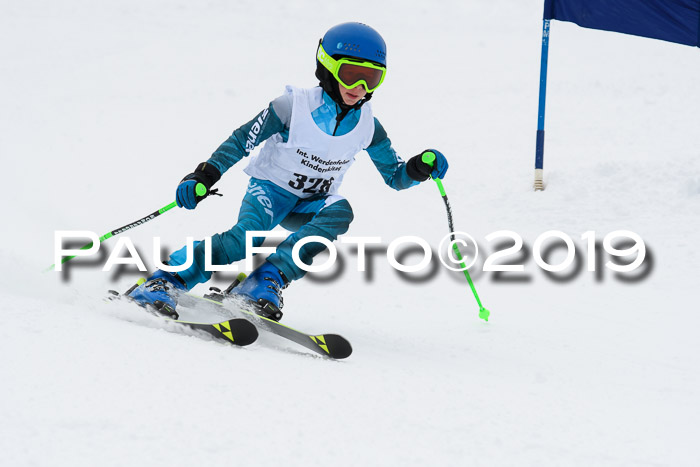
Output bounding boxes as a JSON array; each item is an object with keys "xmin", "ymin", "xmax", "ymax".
[
  {"xmin": 206, "ymin": 93, "xmax": 291, "ymax": 175},
  {"xmin": 365, "ymin": 118, "xmax": 420, "ymax": 191}
]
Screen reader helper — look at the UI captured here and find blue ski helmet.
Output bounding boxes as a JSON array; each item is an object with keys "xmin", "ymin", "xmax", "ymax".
[
  {"xmin": 315, "ymin": 22, "xmax": 387, "ymax": 108},
  {"xmin": 321, "ymin": 22, "xmax": 387, "ymax": 66}
]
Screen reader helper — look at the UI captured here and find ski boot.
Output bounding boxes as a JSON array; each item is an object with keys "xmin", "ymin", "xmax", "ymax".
[
  {"xmin": 127, "ymin": 270, "xmax": 187, "ymax": 319},
  {"xmin": 231, "ymin": 261, "xmax": 288, "ymax": 321}
]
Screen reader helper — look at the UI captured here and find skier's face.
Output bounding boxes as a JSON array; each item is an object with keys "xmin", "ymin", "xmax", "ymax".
[{"xmin": 339, "ymin": 83, "xmax": 367, "ymax": 106}]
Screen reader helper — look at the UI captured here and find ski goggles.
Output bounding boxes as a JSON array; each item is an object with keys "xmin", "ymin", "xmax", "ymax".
[{"xmin": 317, "ymin": 43, "xmax": 386, "ymax": 93}]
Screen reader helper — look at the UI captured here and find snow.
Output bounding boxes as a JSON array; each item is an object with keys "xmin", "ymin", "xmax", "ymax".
[{"xmin": 2, "ymin": 1, "xmax": 699, "ymax": 466}]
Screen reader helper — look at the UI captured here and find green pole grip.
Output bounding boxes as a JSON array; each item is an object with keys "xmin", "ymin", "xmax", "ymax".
[
  {"xmin": 195, "ymin": 183, "xmax": 207, "ymax": 197},
  {"xmin": 421, "ymin": 151, "xmax": 444, "ymax": 188},
  {"xmin": 421, "ymin": 151, "xmax": 446, "ymax": 194}
]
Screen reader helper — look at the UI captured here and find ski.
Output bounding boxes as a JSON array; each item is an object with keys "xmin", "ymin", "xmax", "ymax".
[
  {"xmin": 161, "ymin": 316, "xmax": 258, "ymax": 347},
  {"xmin": 177, "ymin": 293, "xmax": 353, "ymax": 360},
  {"xmin": 107, "ymin": 290, "xmax": 258, "ymax": 347}
]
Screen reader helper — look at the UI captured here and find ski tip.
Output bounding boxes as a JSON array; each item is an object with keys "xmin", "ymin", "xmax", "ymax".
[
  {"xmin": 322, "ymin": 334, "xmax": 353, "ymax": 360},
  {"xmin": 227, "ymin": 318, "xmax": 259, "ymax": 346}
]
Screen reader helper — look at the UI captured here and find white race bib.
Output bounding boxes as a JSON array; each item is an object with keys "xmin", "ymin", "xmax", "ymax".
[{"xmin": 244, "ymin": 86, "xmax": 374, "ymax": 198}]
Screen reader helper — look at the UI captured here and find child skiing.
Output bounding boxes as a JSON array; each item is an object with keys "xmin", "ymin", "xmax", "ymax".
[{"xmin": 128, "ymin": 22, "xmax": 449, "ymax": 321}]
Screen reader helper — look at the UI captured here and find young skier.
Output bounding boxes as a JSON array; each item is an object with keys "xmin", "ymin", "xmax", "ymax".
[{"xmin": 128, "ymin": 22, "xmax": 449, "ymax": 320}]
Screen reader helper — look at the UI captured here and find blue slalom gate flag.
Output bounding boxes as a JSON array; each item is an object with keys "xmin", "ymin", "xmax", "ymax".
[
  {"xmin": 533, "ymin": 0, "xmax": 699, "ymax": 191},
  {"xmin": 543, "ymin": 0, "xmax": 700, "ymax": 47}
]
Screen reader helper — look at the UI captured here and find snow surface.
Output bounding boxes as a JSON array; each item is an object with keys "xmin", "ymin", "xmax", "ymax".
[{"xmin": 2, "ymin": 1, "xmax": 699, "ymax": 466}]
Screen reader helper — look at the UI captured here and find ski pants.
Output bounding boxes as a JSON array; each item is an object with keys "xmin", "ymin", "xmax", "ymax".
[{"xmin": 167, "ymin": 177, "xmax": 354, "ymax": 289}]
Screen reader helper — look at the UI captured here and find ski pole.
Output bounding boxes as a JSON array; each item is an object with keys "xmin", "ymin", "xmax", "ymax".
[
  {"xmin": 422, "ymin": 152, "xmax": 491, "ymax": 322},
  {"xmin": 47, "ymin": 183, "xmax": 211, "ymax": 272}
]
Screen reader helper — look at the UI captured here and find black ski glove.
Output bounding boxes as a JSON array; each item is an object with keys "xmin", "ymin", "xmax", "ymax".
[
  {"xmin": 406, "ymin": 149, "xmax": 449, "ymax": 182},
  {"xmin": 176, "ymin": 162, "xmax": 222, "ymax": 209}
]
